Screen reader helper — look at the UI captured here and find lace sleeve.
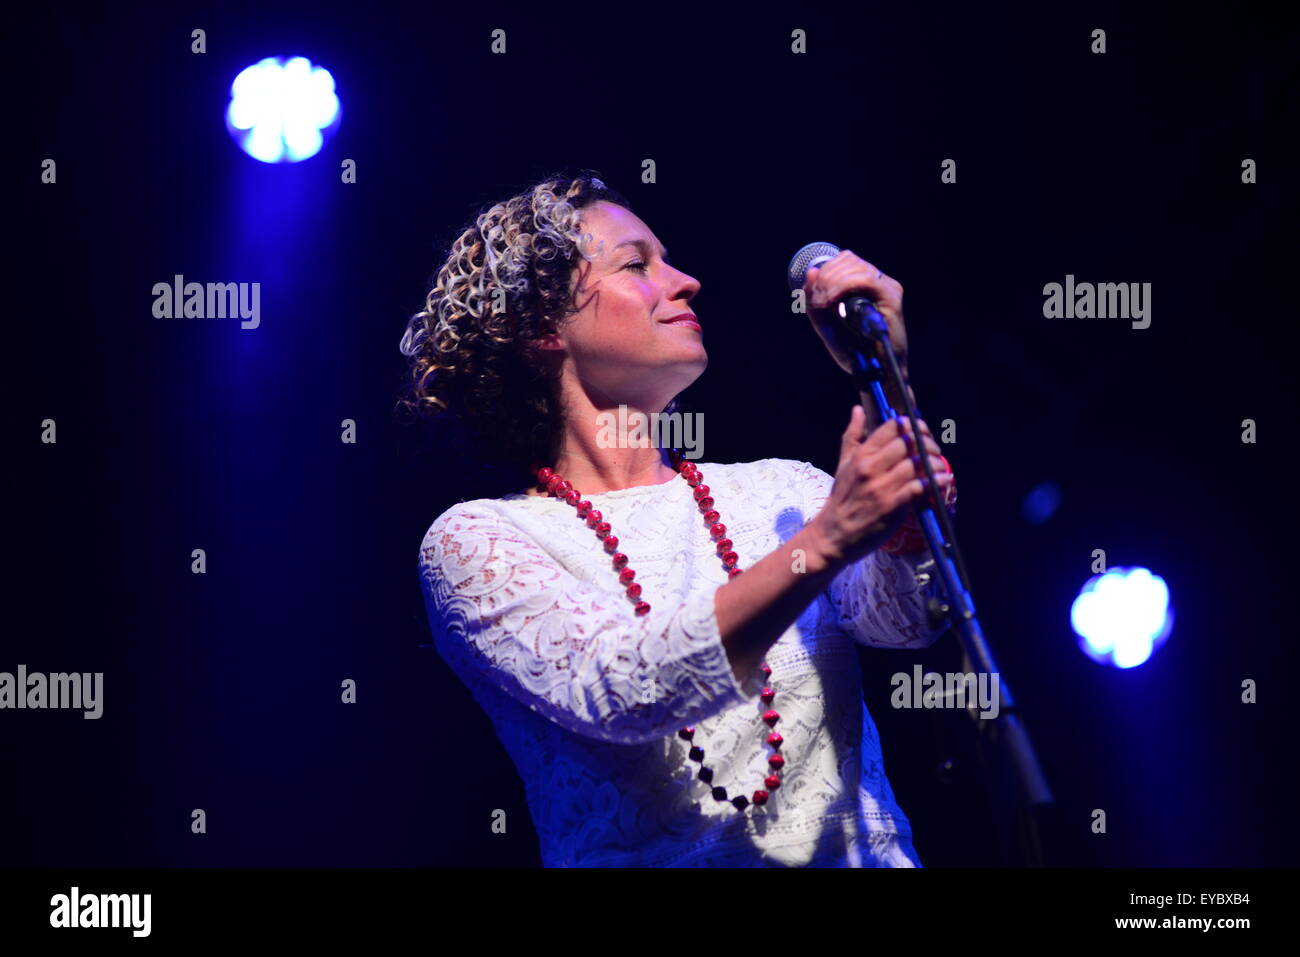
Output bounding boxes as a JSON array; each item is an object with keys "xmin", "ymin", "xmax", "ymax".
[
  {"xmin": 417, "ymin": 503, "xmax": 767, "ymax": 745},
  {"xmin": 787, "ymin": 459, "xmax": 947, "ymax": 650}
]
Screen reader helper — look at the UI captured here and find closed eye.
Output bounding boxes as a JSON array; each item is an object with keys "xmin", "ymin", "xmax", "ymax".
[{"xmin": 624, "ymin": 259, "xmax": 648, "ymax": 272}]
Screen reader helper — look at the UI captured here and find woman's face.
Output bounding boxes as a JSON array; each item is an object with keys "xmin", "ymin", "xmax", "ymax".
[{"xmin": 549, "ymin": 200, "xmax": 705, "ymax": 409}]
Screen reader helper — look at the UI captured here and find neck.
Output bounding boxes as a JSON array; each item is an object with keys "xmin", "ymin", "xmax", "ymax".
[{"xmin": 533, "ymin": 387, "xmax": 680, "ymax": 496}]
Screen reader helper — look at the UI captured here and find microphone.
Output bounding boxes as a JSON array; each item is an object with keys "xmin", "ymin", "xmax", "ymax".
[
  {"xmin": 786, "ymin": 241, "xmax": 889, "ymax": 344},
  {"xmin": 786, "ymin": 241, "xmax": 839, "ymax": 289}
]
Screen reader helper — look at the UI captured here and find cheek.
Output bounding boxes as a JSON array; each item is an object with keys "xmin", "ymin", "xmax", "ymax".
[
  {"xmin": 566, "ymin": 315, "xmax": 635, "ymax": 362},
  {"xmin": 611, "ymin": 278, "xmax": 655, "ymax": 313}
]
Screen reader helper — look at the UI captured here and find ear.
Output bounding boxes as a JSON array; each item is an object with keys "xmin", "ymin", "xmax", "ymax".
[{"xmin": 528, "ymin": 324, "xmax": 566, "ymax": 353}]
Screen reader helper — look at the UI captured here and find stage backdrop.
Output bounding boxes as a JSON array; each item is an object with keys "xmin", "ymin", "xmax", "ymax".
[{"xmin": 7, "ymin": 0, "xmax": 1294, "ymax": 866}]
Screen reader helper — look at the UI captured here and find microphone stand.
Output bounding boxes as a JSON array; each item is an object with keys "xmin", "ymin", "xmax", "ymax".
[{"xmin": 842, "ymin": 297, "xmax": 1054, "ymax": 867}]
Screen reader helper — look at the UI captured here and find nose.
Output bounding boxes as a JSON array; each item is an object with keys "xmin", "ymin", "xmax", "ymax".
[{"xmin": 665, "ymin": 263, "xmax": 700, "ymax": 302}]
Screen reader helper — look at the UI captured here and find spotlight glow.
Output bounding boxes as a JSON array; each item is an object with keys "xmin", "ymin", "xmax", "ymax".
[
  {"xmin": 1022, "ymin": 481, "xmax": 1062, "ymax": 524},
  {"xmin": 226, "ymin": 56, "xmax": 341, "ymax": 163},
  {"xmin": 1071, "ymin": 566, "xmax": 1173, "ymax": 668}
]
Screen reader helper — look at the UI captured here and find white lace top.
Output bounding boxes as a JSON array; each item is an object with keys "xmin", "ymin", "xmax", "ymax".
[{"xmin": 417, "ymin": 457, "xmax": 947, "ymax": 866}]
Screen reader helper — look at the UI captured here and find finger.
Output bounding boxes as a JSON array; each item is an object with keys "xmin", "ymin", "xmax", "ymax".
[
  {"xmin": 823, "ymin": 253, "xmax": 887, "ymax": 288},
  {"xmin": 884, "ymin": 452, "xmax": 953, "ymax": 493},
  {"xmin": 863, "ymin": 428, "xmax": 917, "ymax": 475},
  {"xmin": 888, "ymin": 472, "xmax": 955, "ymax": 518},
  {"xmin": 904, "ymin": 453, "xmax": 951, "ymax": 483},
  {"xmin": 860, "ymin": 416, "xmax": 911, "ymax": 457},
  {"xmin": 895, "ymin": 472, "xmax": 953, "ymax": 513},
  {"xmin": 923, "ymin": 454, "xmax": 950, "ymax": 478},
  {"xmin": 817, "ymin": 263, "xmax": 888, "ymax": 304},
  {"xmin": 840, "ymin": 404, "xmax": 866, "ymax": 456},
  {"xmin": 900, "ymin": 417, "xmax": 938, "ymax": 453}
]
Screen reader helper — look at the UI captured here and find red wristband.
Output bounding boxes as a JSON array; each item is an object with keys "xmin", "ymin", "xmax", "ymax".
[{"xmin": 879, "ymin": 456, "xmax": 957, "ymax": 555}]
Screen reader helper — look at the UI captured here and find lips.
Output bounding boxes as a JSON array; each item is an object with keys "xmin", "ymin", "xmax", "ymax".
[{"xmin": 660, "ymin": 313, "xmax": 701, "ymax": 331}]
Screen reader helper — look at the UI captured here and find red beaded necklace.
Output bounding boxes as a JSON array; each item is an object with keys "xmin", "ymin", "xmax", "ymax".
[{"xmin": 533, "ymin": 450, "xmax": 785, "ymax": 812}]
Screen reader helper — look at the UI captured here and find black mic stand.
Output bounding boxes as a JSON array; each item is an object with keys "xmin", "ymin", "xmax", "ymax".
[{"xmin": 842, "ymin": 296, "xmax": 1054, "ymax": 867}]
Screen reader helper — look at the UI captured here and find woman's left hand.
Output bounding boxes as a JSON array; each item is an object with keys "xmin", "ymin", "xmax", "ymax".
[{"xmin": 802, "ymin": 249, "xmax": 908, "ymax": 377}]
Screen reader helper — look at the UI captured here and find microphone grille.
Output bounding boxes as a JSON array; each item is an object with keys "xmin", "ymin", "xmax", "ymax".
[{"xmin": 787, "ymin": 242, "xmax": 841, "ymax": 291}]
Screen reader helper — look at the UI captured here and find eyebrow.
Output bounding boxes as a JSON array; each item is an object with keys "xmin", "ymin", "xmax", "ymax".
[{"xmin": 612, "ymin": 238, "xmax": 670, "ymax": 264}]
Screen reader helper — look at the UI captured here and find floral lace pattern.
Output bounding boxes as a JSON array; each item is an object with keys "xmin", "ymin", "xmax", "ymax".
[{"xmin": 418, "ymin": 458, "xmax": 948, "ymax": 866}]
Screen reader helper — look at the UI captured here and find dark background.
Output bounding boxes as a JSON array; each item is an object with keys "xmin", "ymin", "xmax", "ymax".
[{"xmin": 6, "ymin": 0, "xmax": 1295, "ymax": 867}]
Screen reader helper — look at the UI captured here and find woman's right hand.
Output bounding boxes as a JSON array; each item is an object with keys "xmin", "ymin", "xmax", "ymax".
[{"xmin": 807, "ymin": 405, "xmax": 953, "ymax": 567}]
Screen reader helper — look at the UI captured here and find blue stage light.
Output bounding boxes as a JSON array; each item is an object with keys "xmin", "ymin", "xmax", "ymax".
[
  {"xmin": 1071, "ymin": 566, "xmax": 1174, "ymax": 668},
  {"xmin": 226, "ymin": 56, "xmax": 341, "ymax": 163},
  {"xmin": 1022, "ymin": 480, "xmax": 1062, "ymax": 524}
]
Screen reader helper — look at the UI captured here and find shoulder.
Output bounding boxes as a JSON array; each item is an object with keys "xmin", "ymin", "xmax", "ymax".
[
  {"xmin": 765, "ymin": 458, "xmax": 835, "ymax": 507},
  {"xmin": 417, "ymin": 496, "xmax": 530, "ymax": 570},
  {"xmin": 693, "ymin": 458, "xmax": 834, "ymax": 512},
  {"xmin": 422, "ymin": 496, "xmax": 500, "ymax": 538},
  {"xmin": 702, "ymin": 457, "xmax": 832, "ymax": 490},
  {"xmin": 770, "ymin": 457, "xmax": 833, "ymax": 485}
]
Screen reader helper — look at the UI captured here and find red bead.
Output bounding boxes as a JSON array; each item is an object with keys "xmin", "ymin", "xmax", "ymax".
[
  {"xmin": 548, "ymin": 450, "xmax": 783, "ymax": 787},
  {"xmin": 752, "ymin": 790, "xmax": 769, "ymax": 806},
  {"xmin": 761, "ymin": 664, "xmax": 772, "ymax": 677}
]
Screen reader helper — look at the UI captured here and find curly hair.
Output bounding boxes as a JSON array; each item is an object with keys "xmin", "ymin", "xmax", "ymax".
[{"xmin": 397, "ymin": 170, "xmax": 640, "ymax": 489}]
